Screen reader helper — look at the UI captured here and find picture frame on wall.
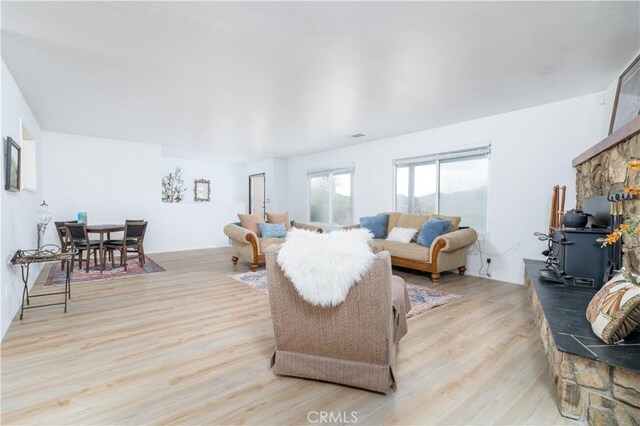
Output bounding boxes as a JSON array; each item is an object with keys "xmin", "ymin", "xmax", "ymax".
[
  {"xmin": 609, "ymin": 54, "xmax": 640, "ymax": 135},
  {"xmin": 4, "ymin": 137, "xmax": 21, "ymax": 192},
  {"xmin": 194, "ymin": 179, "xmax": 211, "ymax": 202}
]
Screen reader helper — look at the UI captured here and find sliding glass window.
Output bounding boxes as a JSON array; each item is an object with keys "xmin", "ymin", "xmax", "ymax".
[
  {"xmin": 394, "ymin": 146, "xmax": 490, "ymax": 234},
  {"xmin": 309, "ymin": 168, "xmax": 354, "ymax": 226}
]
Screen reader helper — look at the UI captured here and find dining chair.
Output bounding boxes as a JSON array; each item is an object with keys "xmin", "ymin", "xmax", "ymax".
[
  {"xmin": 65, "ymin": 223, "xmax": 101, "ymax": 273},
  {"xmin": 104, "ymin": 221, "xmax": 148, "ymax": 270},
  {"xmin": 55, "ymin": 220, "xmax": 78, "ymax": 271}
]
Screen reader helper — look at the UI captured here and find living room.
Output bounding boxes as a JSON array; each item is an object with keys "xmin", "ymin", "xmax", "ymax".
[{"xmin": 1, "ymin": 1, "xmax": 639, "ymax": 425}]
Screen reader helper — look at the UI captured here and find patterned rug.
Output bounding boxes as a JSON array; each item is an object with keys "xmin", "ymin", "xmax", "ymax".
[
  {"xmin": 229, "ymin": 270, "xmax": 461, "ymax": 318},
  {"xmin": 44, "ymin": 256, "xmax": 165, "ymax": 286}
]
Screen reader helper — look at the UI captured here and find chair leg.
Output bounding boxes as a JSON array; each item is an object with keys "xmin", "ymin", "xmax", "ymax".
[
  {"xmin": 458, "ymin": 266, "xmax": 466, "ymax": 276},
  {"xmin": 61, "ymin": 260, "xmax": 65, "ymax": 271},
  {"xmin": 78, "ymin": 250, "xmax": 83, "ymax": 270},
  {"xmin": 93, "ymin": 250, "xmax": 98, "ymax": 267},
  {"xmin": 250, "ymin": 263, "xmax": 258, "ymax": 272},
  {"xmin": 232, "ymin": 256, "xmax": 239, "ymax": 265},
  {"xmin": 431, "ymin": 273, "xmax": 440, "ymax": 283},
  {"xmin": 122, "ymin": 249, "xmax": 127, "ymax": 271},
  {"xmin": 110, "ymin": 249, "xmax": 115, "ymax": 267},
  {"xmin": 86, "ymin": 249, "xmax": 91, "ymax": 273}
]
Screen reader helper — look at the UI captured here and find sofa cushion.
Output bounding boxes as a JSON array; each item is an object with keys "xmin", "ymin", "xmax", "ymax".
[
  {"xmin": 382, "ymin": 212, "xmax": 401, "ymax": 234},
  {"xmin": 430, "ymin": 214, "xmax": 461, "ymax": 231},
  {"xmin": 587, "ymin": 270, "xmax": 640, "ymax": 344},
  {"xmin": 386, "ymin": 227, "xmax": 418, "ymax": 243},
  {"xmin": 258, "ymin": 222, "xmax": 287, "ymax": 238},
  {"xmin": 360, "ymin": 214, "xmax": 389, "ymax": 239},
  {"xmin": 382, "ymin": 241, "xmax": 430, "ymax": 262},
  {"xmin": 266, "ymin": 212, "xmax": 292, "ymax": 230},
  {"xmin": 260, "ymin": 237, "xmax": 285, "ymax": 253},
  {"xmin": 238, "ymin": 213, "xmax": 265, "ymax": 236},
  {"xmin": 417, "ymin": 218, "xmax": 451, "ymax": 247},
  {"xmin": 397, "ymin": 213, "xmax": 430, "ymax": 232}
]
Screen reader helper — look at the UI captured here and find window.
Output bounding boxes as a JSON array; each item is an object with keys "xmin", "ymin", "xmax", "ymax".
[
  {"xmin": 20, "ymin": 120, "xmax": 37, "ymax": 192},
  {"xmin": 309, "ymin": 168, "xmax": 353, "ymax": 225},
  {"xmin": 394, "ymin": 146, "xmax": 490, "ymax": 233}
]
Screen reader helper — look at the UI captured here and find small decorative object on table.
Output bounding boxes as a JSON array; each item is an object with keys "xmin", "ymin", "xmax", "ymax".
[
  {"xmin": 194, "ymin": 179, "xmax": 211, "ymax": 202},
  {"xmin": 10, "ymin": 246, "xmax": 72, "ymax": 320},
  {"xmin": 77, "ymin": 211, "xmax": 87, "ymax": 224},
  {"xmin": 36, "ymin": 200, "xmax": 52, "ymax": 253}
]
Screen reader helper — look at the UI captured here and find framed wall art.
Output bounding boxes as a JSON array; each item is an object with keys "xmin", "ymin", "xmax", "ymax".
[
  {"xmin": 5, "ymin": 137, "xmax": 21, "ymax": 192},
  {"xmin": 609, "ymin": 54, "xmax": 640, "ymax": 135}
]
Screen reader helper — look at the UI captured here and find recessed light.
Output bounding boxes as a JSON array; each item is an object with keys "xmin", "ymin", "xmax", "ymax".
[{"xmin": 350, "ymin": 133, "xmax": 366, "ymax": 138}]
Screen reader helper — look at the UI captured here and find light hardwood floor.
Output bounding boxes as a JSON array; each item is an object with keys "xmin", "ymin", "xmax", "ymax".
[{"xmin": 1, "ymin": 248, "xmax": 573, "ymax": 425}]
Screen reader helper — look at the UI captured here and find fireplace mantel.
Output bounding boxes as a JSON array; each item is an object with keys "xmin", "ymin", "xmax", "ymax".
[{"xmin": 573, "ymin": 116, "xmax": 640, "ymax": 167}]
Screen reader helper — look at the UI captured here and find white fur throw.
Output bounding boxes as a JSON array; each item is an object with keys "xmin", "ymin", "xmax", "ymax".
[{"xmin": 276, "ymin": 228, "xmax": 376, "ymax": 307}]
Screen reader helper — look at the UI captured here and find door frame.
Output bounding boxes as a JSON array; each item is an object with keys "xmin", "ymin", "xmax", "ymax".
[{"xmin": 248, "ymin": 173, "xmax": 266, "ymax": 217}]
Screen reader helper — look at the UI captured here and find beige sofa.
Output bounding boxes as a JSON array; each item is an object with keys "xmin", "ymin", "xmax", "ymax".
[
  {"xmin": 346, "ymin": 212, "xmax": 477, "ymax": 283},
  {"xmin": 223, "ymin": 221, "xmax": 322, "ymax": 271},
  {"xmin": 265, "ymin": 245, "xmax": 410, "ymax": 393}
]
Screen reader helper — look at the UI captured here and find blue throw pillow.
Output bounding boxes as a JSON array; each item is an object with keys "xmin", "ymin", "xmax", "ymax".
[
  {"xmin": 360, "ymin": 214, "xmax": 389, "ymax": 239},
  {"xmin": 258, "ymin": 222, "xmax": 287, "ymax": 238},
  {"xmin": 417, "ymin": 218, "xmax": 451, "ymax": 247}
]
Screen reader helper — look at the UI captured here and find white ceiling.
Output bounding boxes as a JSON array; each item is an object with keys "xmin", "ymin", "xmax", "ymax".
[{"xmin": 2, "ymin": 1, "xmax": 639, "ymax": 162}]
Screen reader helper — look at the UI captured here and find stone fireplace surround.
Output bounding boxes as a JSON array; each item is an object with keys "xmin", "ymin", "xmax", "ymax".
[{"xmin": 524, "ymin": 125, "xmax": 640, "ymax": 424}]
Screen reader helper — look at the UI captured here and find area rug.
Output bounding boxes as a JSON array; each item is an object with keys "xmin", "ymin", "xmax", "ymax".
[
  {"xmin": 44, "ymin": 256, "xmax": 165, "ymax": 286},
  {"xmin": 229, "ymin": 270, "xmax": 461, "ymax": 318}
]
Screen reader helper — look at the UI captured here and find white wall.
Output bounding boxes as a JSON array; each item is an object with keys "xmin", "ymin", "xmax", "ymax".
[
  {"xmin": 1, "ymin": 61, "xmax": 45, "ymax": 339},
  {"xmin": 159, "ymin": 155, "xmax": 245, "ymax": 250},
  {"xmin": 287, "ymin": 92, "xmax": 610, "ymax": 284},
  {"xmin": 41, "ymin": 132, "xmax": 245, "ymax": 253},
  {"xmin": 243, "ymin": 158, "xmax": 289, "ymax": 216}
]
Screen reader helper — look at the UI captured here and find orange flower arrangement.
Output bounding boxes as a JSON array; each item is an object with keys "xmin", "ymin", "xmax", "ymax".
[
  {"xmin": 602, "ymin": 160, "xmax": 639, "ymax": 247},
  {"xmin": 602, "ymin": 218, "xmax": 640, "ymax": 247},
  {"xmin": 626, "ymin": 160, "xmax": 640, "ymax": 171}
]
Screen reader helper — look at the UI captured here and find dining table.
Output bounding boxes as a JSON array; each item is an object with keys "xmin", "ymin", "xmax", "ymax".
[{"xmin": 85, "ymin": 224, "xmax": 125, "ymax": 273}]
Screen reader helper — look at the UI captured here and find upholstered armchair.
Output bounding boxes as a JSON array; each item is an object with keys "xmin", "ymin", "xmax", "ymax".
[
  {"xmin": 265, "ymin": 245, "xmax": 410, "ymax": 393},
  {"xmin": 223, "ymin": 222, "xmax": 322, "ymax": 271}
]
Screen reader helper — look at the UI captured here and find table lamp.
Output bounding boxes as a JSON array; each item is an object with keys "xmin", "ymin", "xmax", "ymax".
[{"xmin": 36, "ymin": 200, "xmax": 52, "ymax": 253}]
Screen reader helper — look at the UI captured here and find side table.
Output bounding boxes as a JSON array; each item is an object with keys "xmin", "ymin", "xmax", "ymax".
[{"xmin": 10, "ymin": 248, "xmax": 73, "ymax": 320}]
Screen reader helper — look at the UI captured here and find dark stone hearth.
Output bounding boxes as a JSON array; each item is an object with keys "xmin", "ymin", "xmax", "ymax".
[
  {"xmin": 524, "ymin": 259, "xmax": 640, "ymax": 371},
  {"xmin": 524, "ymin": 260, "xmax": 640, "ymax": 423}
]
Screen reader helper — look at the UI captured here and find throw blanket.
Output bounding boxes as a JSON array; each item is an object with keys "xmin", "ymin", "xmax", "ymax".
[{"xmin": 276, "ymin": 228, "xmax": 376, "ymax": 307}]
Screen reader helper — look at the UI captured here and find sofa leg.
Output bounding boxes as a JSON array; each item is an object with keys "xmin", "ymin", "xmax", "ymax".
[
  {"xmin": 250, "ymin": 263, "xmax": 258, "ymax": 272},
  {"xmin": 431, "ymin": 273, "xmax": 440, "ymax": 283},
  {"xmin": 231, "ymin": 256, "xmax": 239, "ymax": 265},
  {"xmin": 458, "ymin": 266, "xmax": 466, "ymax": 276}
]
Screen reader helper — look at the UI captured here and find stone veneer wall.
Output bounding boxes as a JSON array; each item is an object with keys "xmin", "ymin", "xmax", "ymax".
[
  {"xmin": 575, "ymin": 134, "xmax": 640, "ymax": 271},
  {"xmin": 524, "ymin": 272, "xmax": 640, "ymax": 425}
]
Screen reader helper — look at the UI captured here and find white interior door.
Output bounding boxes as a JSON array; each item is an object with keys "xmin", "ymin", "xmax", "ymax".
[{"xmin": 249, "ymin": 173, "xmax": 266, "ymax": 218}]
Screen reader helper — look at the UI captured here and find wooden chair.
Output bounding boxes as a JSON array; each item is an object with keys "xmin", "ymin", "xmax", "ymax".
[
  {"xmin": 55, "ymin": 220, "xmax": 77, "ymax": 271},
  {"xmin": 65, "ymin": 223, "xmax": 100, "ymax": 273},
  {"xmin": 104, "ymin": 221, "xmax": 148, "ymax": 271}
]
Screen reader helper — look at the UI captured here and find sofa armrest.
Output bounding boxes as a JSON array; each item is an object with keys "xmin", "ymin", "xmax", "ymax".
[
  {"xmin": 223, "ymin": 223, "xmax": 258, "ymax": 245},
  {"xmin": 292, "ymin": 222, "xmax": 324, "ymax": 233},
  {"xmin": 341, "ymin": 224, "xmax": 361, "ymax": 230},
  {"xmin": 433, "ymin": 228, "xmax": 478, "ymax": 253}
]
